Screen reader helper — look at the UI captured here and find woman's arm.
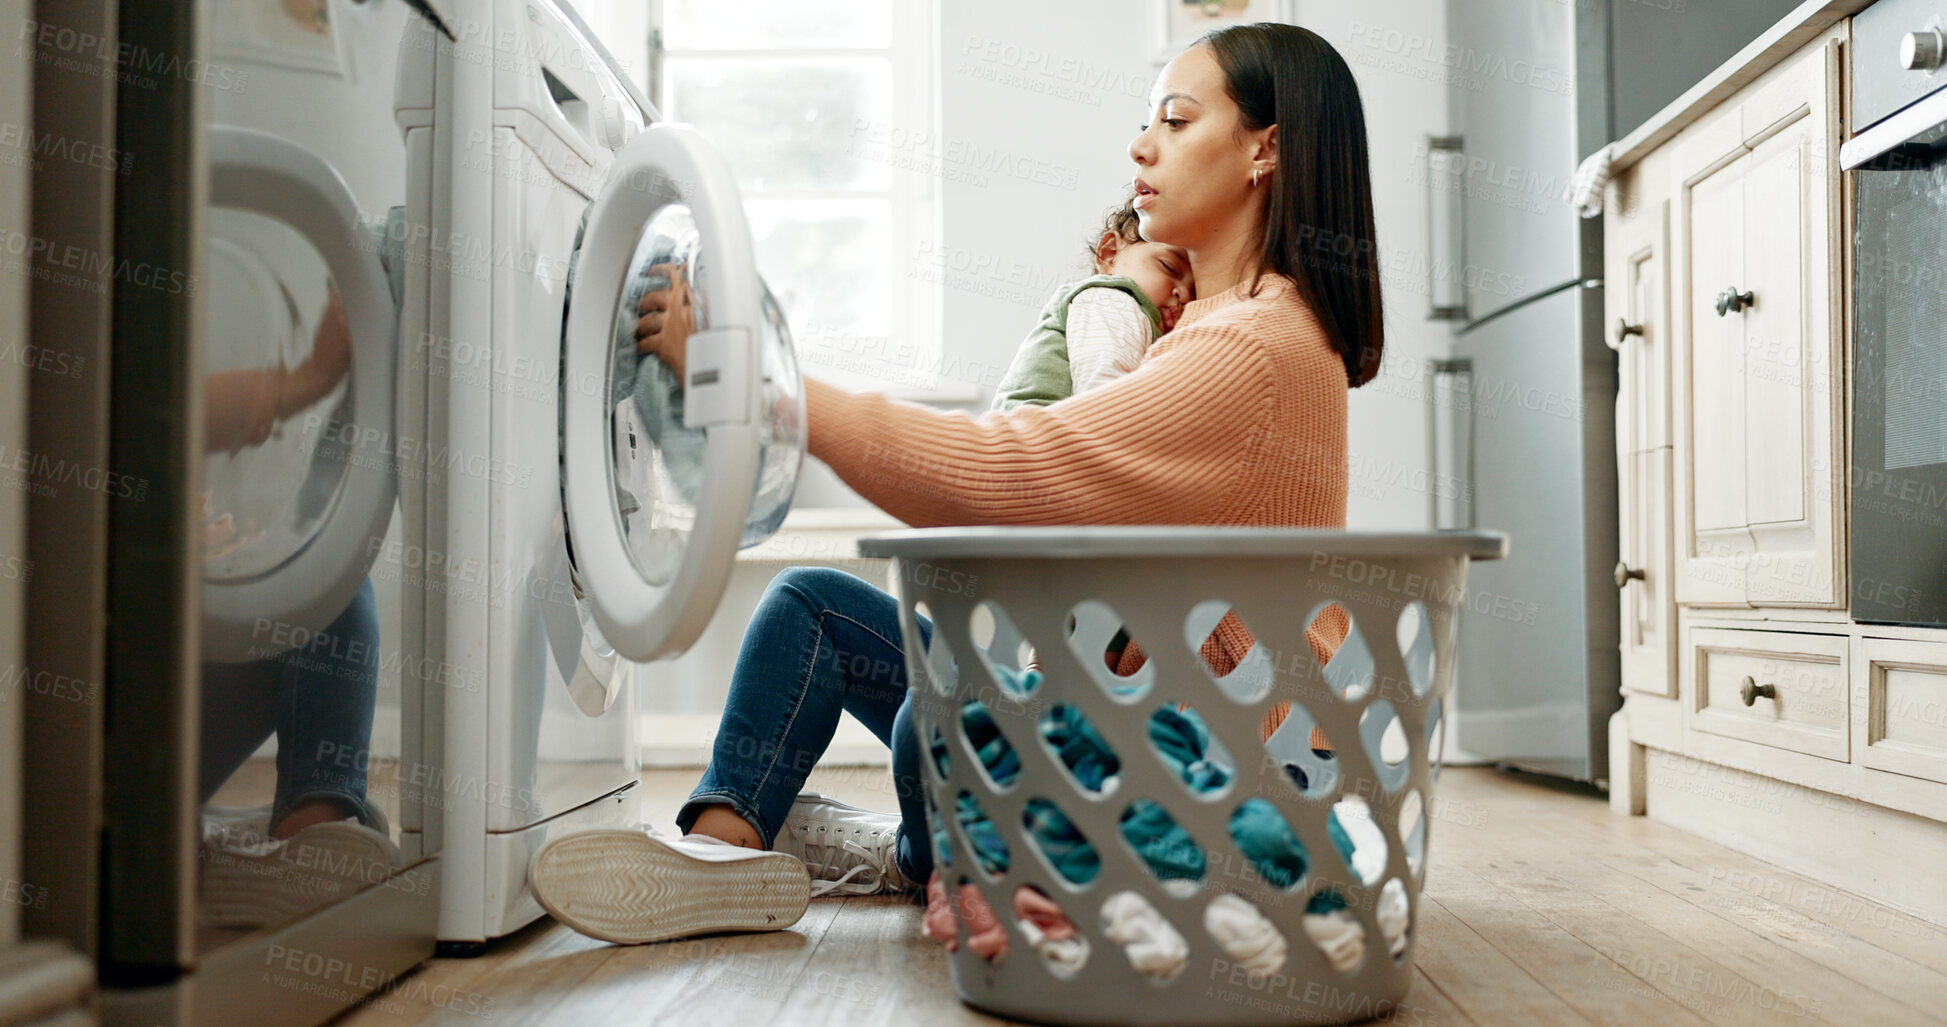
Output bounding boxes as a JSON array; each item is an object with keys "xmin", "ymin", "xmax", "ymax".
[
  {"xmin": 203, "ymin": 291, "xmax": 352, "ymax": 453},
  {"xmin": 807, "ymin": 316, "xmax": 1281, "ymax": 527}
]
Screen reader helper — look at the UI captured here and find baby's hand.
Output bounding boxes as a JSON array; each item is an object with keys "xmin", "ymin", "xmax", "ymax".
[{"xmin": 1159, "ymin": 300, "xmax": 1183, "ymax": 333}]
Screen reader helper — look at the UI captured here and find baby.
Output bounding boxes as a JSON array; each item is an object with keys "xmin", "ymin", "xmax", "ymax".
[{"xmin": 990, "ymin": 195, "xmax": 1194, "ymax": 412}]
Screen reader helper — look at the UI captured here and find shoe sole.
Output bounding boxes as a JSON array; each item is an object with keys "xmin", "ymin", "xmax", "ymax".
[
  {"xmin": 201, "ymin": 822, "xmax": 396, "ymax": 930},
  {"xmin": 529, "ymin": 831, "xmax": 810, "ymax": 945}
]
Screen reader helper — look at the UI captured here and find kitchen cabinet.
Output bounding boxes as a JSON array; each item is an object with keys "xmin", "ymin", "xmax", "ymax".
[
  {"xmin": 1604, "ymin": 14, "xmax": 1947, "ymax": 927},
  {"xmin": 1669, "ymin": 39, "xmax": 1845, "ymax": 609}
]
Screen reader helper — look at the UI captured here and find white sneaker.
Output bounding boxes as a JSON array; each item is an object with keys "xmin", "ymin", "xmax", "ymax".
[
  {"xmin": 528, "ymin": 827, "xmax": 810, "ymax": 945},
  {"xmin": 772, "ymin": 792, "xmax": 911, "ymax": 897},
  {"xmin": 200, "ymin": 807, "xmax": 399, "ymax": 930}
]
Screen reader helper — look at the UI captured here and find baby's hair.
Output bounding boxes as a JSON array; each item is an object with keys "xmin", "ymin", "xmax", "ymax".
[{"xmin": 1088, "ymin": 191, "xmax": 1143, "ymax": 269}]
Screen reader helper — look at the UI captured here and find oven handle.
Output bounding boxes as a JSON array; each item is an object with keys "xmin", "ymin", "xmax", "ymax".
[{"xmin": 1843, "ymin": 87, "xmax": 1947, "ymax": 170}]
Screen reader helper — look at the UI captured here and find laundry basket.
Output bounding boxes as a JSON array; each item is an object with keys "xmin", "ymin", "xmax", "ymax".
[{"xmin": 858, "ymin": 528, "xmax": 1506, "ymax": 1027}]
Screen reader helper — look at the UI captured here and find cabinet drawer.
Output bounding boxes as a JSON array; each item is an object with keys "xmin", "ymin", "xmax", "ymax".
[
  {"xmin": 1687, "ymin": 627, "xmax": 1847, "ymax": 760},
  {"xmin": 1860, "ymin": 637, "xmax": 1947, "ymax": 786}
]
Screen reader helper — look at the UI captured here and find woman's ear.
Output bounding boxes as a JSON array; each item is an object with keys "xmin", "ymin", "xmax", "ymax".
[
  {"xmin": 1094, "ymin": 229, "xmax": 1123, "ymax": 273},
  {"xmin": 1246, "ymin": 123, "xmax": 1279, "ymax": 184}
]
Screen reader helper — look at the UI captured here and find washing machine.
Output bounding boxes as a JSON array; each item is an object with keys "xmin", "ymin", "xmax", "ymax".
[{"xmin": 424, "ymin": 0, "xmax": 805, "ymax": 949}]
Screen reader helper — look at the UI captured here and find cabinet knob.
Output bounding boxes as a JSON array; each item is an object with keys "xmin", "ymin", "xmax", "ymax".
[
  {"xmin": 1613, "ymin": 562, "xmax": 1646, "ymax": 588},
  {"xmin": 1615, "ymin": 319, "xmax": 1644, "ymax": 344},
  {"xmin": 1902, "ymin": 29, "xmax": 1945, "ymax": 72},
  {"xmin": 1739, "ymin": 675, "xmax": 1777, "ymax": 707},
  {"xmin": 1715, "ymin": 287, "xmax": 1754, "ymax": 317}
]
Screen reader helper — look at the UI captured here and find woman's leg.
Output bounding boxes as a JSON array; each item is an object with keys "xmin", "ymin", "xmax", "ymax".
[
  {"xmin": 888, "ymin": 691, "xmax": 935, "ymax": 885},
  {"xmin": 270, "ymin": 578, "xmax": 385, "ymax": 836},
  {"xmin": 676, "ymin": 566, "xmax": 930, "ymax": 852}
]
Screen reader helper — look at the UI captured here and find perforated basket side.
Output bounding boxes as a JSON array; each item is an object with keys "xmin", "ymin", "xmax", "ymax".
[{"xmin": 884, "ymin": 540, "xmax": 1478, "ymax": 1027}]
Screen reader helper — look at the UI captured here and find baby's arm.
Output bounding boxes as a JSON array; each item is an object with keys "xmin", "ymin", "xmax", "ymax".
[{"xmin": 1066, "ymin": 287, "xmax": 1156, "ymax": 395}]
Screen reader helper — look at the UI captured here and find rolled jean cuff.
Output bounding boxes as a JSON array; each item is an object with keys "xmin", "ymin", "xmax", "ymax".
[
  {"xmin": 674, "ymin": 791, "xmax": 775, "ymax": 849},
  {"xmin": 273, "ymin": 787, "xmax": 385, "ymax": 835}
]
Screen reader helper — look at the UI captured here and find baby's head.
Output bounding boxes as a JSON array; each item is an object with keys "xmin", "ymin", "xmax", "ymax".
[{"xmin": 1093, "ymin": 196, "xmax": 1194, "ymax": 332}]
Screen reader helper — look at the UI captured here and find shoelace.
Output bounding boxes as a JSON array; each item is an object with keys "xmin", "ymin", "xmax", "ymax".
[{"xmin": 797, "ymin": 824, "xmax": 902, "ymax": 898}]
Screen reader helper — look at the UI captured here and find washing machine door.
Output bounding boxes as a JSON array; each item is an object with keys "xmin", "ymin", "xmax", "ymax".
[
  {"xmin": 199, "ymin": 126, "xmax": 398, "ymax": 662},
  {"xmin": 562, "ymin": 123, "xmax": 805, "ymax": 664}
]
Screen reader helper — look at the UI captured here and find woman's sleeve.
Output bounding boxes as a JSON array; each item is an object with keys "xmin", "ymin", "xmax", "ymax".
[{"xmin": 805, "ymin": 318, "xmax": 1277, "ymax": 527}]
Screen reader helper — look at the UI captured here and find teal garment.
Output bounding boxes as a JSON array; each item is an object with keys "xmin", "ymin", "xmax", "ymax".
[
  {"xmin": 373, "ymin": 206, "xmax": 407, "ymax": 307},
  {"xmin": 990, "ymin": 275, "xmax": 1163, "ymax": 413},
  {"xmin": 1040, "ymin": 703, "xmax": 1120, "ymax": 793},
  {"xmin": 933, "ymin": 681, "xmax": 1355, "ymax": 897},
  {"xmin": 561, "ymin": 213, "xmax": 708, "ymax": 507}
]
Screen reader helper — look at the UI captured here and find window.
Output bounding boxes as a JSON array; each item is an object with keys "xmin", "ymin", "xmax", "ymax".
[{"xmin": 650, "ymin": 0, "xmax": 944, "ymax": 396}]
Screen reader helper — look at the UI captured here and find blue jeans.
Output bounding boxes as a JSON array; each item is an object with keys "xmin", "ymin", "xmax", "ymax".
[
  {"xmin": 676, "ymin": 567, "xmax": 935, "ymax": 886},
  {"xmin": 199, "ymin": 578, "xmax": 385, "ymax": 832}
]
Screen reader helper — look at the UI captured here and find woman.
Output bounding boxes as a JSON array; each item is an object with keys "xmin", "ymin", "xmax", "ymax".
[{"xmin": 526, "ymin": 22, "xmax": 1384, "ymax": 946}]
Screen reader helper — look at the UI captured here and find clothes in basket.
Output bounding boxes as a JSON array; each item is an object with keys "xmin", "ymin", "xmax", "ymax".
[{"xmin": 930, "ymin": 669, "xmax": 1404, "ymax": 976}]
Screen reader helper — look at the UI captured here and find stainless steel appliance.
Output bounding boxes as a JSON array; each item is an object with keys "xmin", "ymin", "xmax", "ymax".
[
  {"xmin": 1434, "ymin": 0, "xmax": 1803, "ymax": 781},
  {"xmin": 1841, "ymin": 0, "xmax": 1947, "ymax": 627}
]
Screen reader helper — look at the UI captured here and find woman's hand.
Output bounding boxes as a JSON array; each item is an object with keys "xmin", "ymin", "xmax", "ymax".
[
  {"xmin": 634, "ymin": 263, "xmax": 696, "ymax": 383},
  {"xmin": 279, "ymin": 289, "xmax": 352, "ymax": 419}
]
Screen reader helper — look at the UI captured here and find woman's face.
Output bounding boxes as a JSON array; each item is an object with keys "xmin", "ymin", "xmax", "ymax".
[{"xmin": 1128, "ymin": 44, "xmax": 1269, "ymax": 253}]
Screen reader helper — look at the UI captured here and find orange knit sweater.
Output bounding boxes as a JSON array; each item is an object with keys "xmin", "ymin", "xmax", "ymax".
[{"xmin": 806, "ymin": 273, "xmax": 1351, "ymax": 738}]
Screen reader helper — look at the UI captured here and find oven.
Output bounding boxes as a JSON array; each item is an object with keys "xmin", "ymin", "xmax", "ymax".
[{"xmin": 1843, "ymin": 1, "xmax": 1947, "ymax": 626}]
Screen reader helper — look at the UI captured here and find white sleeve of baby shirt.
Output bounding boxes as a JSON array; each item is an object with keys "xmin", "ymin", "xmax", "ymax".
[{"xmin": 1065, "ymin": 287, "xmax": 1158, "ymax": 396}]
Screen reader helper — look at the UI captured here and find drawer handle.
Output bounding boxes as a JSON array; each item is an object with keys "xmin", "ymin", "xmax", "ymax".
[
  {"xmin": 1739, "ymin": 675, "xmax": 1777, "ymax": 706},
  {"xmin": 1615, "ymin": 318, "xmax": 1643, "ymax": 345},
  {"xmin": 1613, "ymin": 562, "xmax": 1645, "ymax": 588},
  {"xmin": 1715, "ymin": 287, "xmax": 1754, "ymax": 317}
]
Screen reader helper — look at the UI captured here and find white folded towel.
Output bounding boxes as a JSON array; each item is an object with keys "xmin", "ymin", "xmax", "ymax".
[{"xmin": 1566, "ymin": 144, "xmax": 1614, "ymax": 219}]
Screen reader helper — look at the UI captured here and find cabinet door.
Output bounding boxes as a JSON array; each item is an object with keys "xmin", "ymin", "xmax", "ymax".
[
  {"xmin": 1676, "ymin": 146, "xmax": 1755, "ymax": 605},
  {"xmin": 1669, "ymin": 39, "xmax": 1842, "ymax": 610},
  {"xmin": 1740, "ymin": 49, "xmax": 1842, "ymax": 608},
  {"xmin": 1610, "ymin": 194, "xmax": 1669, "ymax": 454},
  {"xmin": 1620, "ymin": 449, "xmax": 1677, "ymax": 696}
]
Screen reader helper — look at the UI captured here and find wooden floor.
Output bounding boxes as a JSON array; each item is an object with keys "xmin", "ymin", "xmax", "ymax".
[{"xmin": 335, "ymin": 765, "xmax": 1947, "ymax": 1027}]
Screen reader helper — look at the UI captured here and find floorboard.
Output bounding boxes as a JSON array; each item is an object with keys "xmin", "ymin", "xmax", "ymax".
[{"xmin": 331, "ymin": 766, "xmax": 1947, "ymax": 1027}]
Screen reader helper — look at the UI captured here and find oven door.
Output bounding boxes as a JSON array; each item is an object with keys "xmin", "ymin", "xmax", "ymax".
[{"xmin": 1849, "ymin": 111, "xmax": 1947, "ymax": 626}]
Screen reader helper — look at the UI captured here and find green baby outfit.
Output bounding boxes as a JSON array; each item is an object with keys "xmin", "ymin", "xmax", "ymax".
[{"xmin": 990, "ymin": 274, "xmax": 1164, "ymax": 412}]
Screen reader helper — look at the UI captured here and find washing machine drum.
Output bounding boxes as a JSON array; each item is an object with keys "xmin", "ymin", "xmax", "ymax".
[{"xmin": 561, "ymin": 123, "xmax": 805, "ymax": 665}]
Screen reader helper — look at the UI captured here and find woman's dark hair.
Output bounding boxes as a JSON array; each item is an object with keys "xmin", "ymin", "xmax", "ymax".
[{"xmin": 1203, "ymin": 23, "xmax": 1384, "ymax": 387}]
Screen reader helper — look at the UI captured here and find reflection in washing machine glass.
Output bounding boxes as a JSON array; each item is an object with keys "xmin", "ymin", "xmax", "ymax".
[
  {"xmin": 201, "ymin": 207, "xmax": 356, "ymax": 581},
  {"xmin": 607, "ymin": 204, "xmax": 805, "ymax": 586},
  {"xmin": 196, "ymin": 207, "xmax": 395, "ymax": 939}
]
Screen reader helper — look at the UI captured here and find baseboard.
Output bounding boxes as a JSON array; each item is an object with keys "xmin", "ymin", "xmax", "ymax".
[
  {"xmin": 637, "ymin": 713, "xmax": 892, "ymax": 769},
  {"xmin": 1645, "ymin": 748, "xmax": 1947, "ymax": 930}
]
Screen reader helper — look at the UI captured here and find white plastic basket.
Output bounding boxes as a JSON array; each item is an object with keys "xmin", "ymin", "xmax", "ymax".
[{"xmin": 860, "ymin": 528, "xmax": 1506, "ymax": 1027}]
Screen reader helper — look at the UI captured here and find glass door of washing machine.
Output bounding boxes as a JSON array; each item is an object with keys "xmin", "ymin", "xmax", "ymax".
[
  {"xmin": 189, "ymin": 0, "xmax": 436, "ymax": 979},
  {"xmin": 561, "ymin": 124, "xmax": 806, "ymax": 669}
]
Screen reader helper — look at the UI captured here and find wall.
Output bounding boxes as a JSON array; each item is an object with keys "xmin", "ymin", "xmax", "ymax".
[{"xmin": 1284, "ymin": 0, "xmax": 1448, "ymax": 531}]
